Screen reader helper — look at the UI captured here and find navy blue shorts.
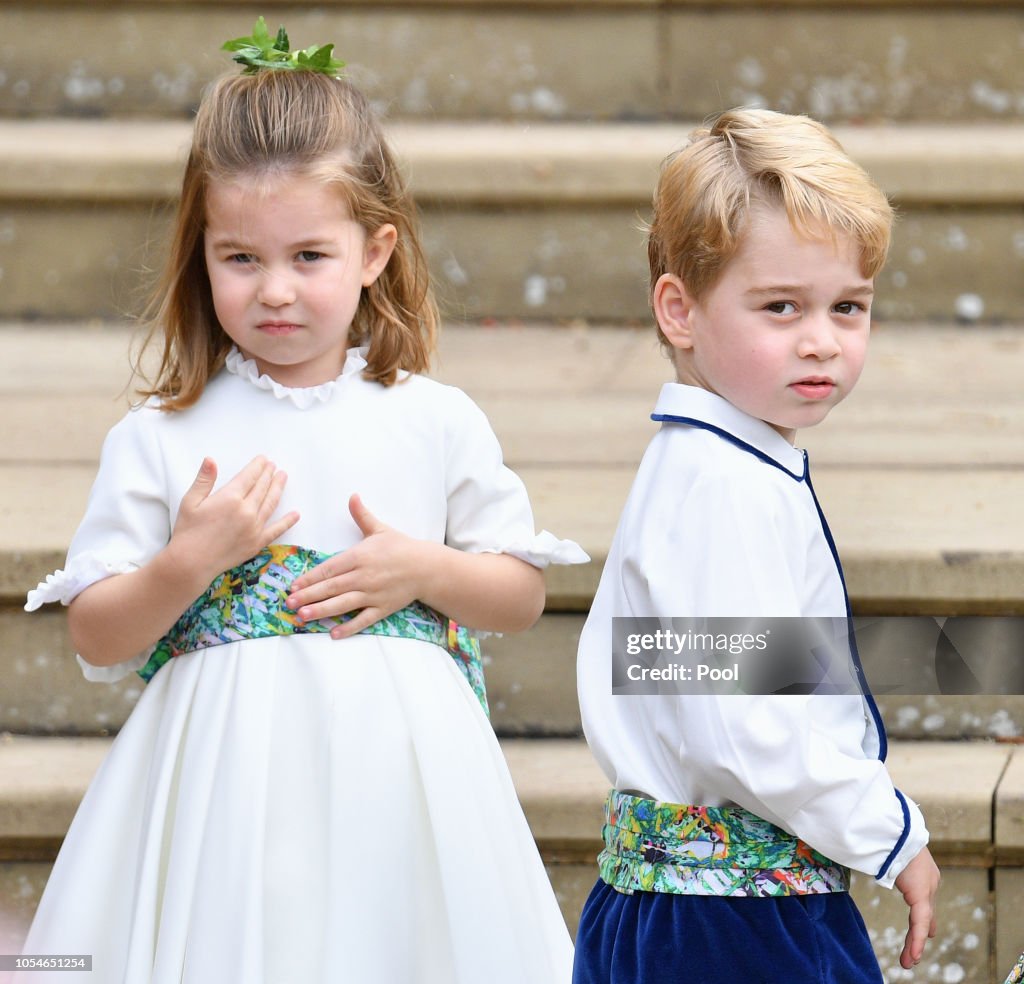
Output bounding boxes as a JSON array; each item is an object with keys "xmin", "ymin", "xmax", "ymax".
[{"xmin": 572, "ymin": 880, "xmax": 884, "ymax": 984}]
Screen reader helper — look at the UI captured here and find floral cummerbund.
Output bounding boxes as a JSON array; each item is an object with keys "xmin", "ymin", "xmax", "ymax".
[{"xmin": 599, "ymin": 789, "xmax": 850, "ymax": 897}]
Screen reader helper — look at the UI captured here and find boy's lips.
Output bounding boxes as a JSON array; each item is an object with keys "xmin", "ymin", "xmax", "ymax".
[{"xmin": 789, "ymin": 376, "xmax": 836, "ymax": 400}]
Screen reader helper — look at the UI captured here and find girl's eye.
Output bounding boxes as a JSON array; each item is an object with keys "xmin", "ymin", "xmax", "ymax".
[
  {"xmin": 765, "ymin": 301, "xmax": 796, "ymax": 316},
  {"xmin": 297, "ymin": 250, "xmax": 323, "ymax": 262},
  {"xmin": 228, "ymin": 253, "xmax": 255, "ymax": 265}
]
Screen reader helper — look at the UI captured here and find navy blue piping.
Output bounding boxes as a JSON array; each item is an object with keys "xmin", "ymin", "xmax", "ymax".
[
  {"xmin": 650, "ymin": 414, "xmax": 808, "ymax": 481},
  {"xmin": 876, "ymin": 790, "xmax": 912, "ymax": 880},
  {"xmin": 802, "ymin": 465, "xmax": 888, "ymax": 764}
]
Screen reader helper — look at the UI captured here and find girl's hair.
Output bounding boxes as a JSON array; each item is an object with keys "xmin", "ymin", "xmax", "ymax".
[
  {"xmin": 137, "ymin": 70, "xmax": 437, "ymax": 410},
  {"xmin": 647, "ymin": 108, "xmax": 893, "ymax": 344}
]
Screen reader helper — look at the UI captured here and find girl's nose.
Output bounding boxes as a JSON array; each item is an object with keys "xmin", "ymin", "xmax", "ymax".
[{"xmin": 257, "ymin": 270, "xmax": 296, "ymax": 307}]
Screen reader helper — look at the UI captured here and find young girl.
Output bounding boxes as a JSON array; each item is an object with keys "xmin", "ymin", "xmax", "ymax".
[{"xmin": 22, "ymin": 23, "xmax": 583, "ymax": 982}]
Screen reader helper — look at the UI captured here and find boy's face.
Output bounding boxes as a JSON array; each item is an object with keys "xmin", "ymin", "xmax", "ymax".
[{"xmin": 659, "ymin": 205, "xmax": 873, "ymax": 443}]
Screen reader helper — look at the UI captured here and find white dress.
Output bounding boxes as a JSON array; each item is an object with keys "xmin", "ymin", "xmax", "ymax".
[{"xmin": 23, "ymin": 347, "xmax": 585, "ymax": 983}]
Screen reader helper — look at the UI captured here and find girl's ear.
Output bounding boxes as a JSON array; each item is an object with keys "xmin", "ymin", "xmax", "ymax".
[
  {"xmin": 361, "ymin": 223, "xmax": 398, "ymax": 287},
  {"xmin": 652, "ymin": 273, "xmax": 698, "ymax": 351}
]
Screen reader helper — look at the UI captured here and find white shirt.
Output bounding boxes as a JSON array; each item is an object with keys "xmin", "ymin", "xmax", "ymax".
[{"xmin": 577, "ymin": 383, "xmax": 928, "ymax": 888}]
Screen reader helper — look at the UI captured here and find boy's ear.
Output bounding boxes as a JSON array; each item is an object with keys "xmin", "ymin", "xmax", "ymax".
[
  {"xmin": 362, "ymin": 223, "xmax": 399, "ymax": 286},
  {"xmin": 652, "ymin": 273, "xmax": 697, "ymax": 351}
]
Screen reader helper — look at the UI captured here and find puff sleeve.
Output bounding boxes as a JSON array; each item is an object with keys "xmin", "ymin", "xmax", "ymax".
[
  {"xmin": 440, "ymin": 386, "xmax": 587, "ymax": 568},
  {"xmin": 25, "ymin": 406, "xmax": 171, "ymax": 681}
]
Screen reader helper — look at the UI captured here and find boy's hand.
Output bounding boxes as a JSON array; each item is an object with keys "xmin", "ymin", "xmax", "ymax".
[
  {"xmin": 170, "ymin": 457, "xmax": 299, "ymax": 584},
  {"xmin": 287, "ymin": 494, "xmax": 430, "ymax": 638},
  {"xmin": 894, "ymin": 845, "xmax": 940, "ymax": 969}
]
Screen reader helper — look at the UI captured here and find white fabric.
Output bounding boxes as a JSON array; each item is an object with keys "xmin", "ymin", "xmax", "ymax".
[
  {"xmin": 20, "ymin": 347, "xmax": 579, "ymax": 983},
  {"xmin": 577, "ymin": 383, "xmax": 928, "ymax": 889}
]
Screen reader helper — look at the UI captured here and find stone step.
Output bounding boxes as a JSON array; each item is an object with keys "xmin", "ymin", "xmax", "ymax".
[
  {"xmin": 3, "ymin": 1, "xmax": 1024, "ymax": 125},
  {"xmin": 0, "ymin": 734, "xmax": 1016, "ymax": 981},
  {"xmin": 3, "ymin": 120, "xmax": 1024, "ymax": 322},
  {"xmin": 2, "ymin": 322, "xmax": 1023, "ymax": 741}
]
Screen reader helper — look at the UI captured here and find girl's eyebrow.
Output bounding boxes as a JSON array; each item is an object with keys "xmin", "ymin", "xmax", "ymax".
[
  {"xmin": 289, "ymin": 238, "xmax": 336, "ymax": 250},
  {"xmin": 206, "ymin": 235, "xmax": 250, "ymax": 251},
  {"xmin": 206, "ymin": 236, "xmax": 336, "ymax": 251}
]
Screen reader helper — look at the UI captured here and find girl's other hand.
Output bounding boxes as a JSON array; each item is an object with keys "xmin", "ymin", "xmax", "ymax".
[
  {"xmin": 169, "ymin": 456, "xmax": 300, "ymax": 585},
  {"xmin": 288, "ymin": 494, "xmax": 428, "ymax": 638}
]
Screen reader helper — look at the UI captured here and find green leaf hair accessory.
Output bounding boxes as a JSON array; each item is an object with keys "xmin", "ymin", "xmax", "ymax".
[{"xmin": 222, "ymin": 17, "xmax": 346, "ymax": 77}]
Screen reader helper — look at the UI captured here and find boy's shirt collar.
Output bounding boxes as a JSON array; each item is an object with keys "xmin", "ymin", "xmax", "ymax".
[{"xmin": 652, "ymin": 383, "xmax": 808, "ymax": 481}]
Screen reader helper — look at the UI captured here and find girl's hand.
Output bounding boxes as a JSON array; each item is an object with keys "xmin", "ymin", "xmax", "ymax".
[
  {"xmin": 288, "ymin": 494, "xmax": 429, "ymax": 638},
  {"xmin": 894, "ymin": 845, "xmax": 940, "ymax": 969},
  {"xmin": 169, "ymin": 456, "xmax": 300, "ymax": 585},
  {"xmin": 69, "ymin": 456, "xmax": 299, "ymax": 668}
]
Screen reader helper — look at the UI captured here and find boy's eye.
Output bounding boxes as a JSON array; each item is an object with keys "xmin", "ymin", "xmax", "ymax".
[
  {"xmin": 765, "ymin": 301, "xmax": 796, "ymax": 315},
  {"xmin": 834, "ymin": 301, "xmax": 865, "ymax": 315}
]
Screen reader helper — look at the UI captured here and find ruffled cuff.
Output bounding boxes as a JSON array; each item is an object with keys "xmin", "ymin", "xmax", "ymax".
[
  {"xmin": 76, "ymin": 650, "xmax": 150, "ymax": 683},
  {"xmin": 24, "ymin": 555, "xmax": 139, "ymax": 611},
  {"xmin": 462, "ymin": 531, "xmax": 588, "ymax": 640},
  {"xmin": 26, "ymin": 555, "xmax": 144, "ymax": 684},
  {"xmin": 490, "ymin": 529, "xmax": 590, "ymax": 569}
]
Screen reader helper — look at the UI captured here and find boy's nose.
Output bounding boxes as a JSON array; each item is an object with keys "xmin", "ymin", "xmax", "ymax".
[
  {"xmin": 257, "ymin": 271, "xmax": 297, "ymax": 307},
  {"xmin": 797, "ymin": 317, "xmax": 842, "ymax": 360}
]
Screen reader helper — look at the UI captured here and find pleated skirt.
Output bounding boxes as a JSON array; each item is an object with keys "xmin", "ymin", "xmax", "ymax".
[{"xmin": 17, "ymin": 634, "xmax": 573, "ymax": 983}]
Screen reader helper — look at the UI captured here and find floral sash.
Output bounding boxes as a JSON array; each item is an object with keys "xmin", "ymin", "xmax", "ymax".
[{"xmin": 138, "ymin": 544, "xmax": 488, "ymax": 715}]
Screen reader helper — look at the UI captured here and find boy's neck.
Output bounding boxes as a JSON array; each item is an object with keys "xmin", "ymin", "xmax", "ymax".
[{"xmin": 672, "ymin": 358, "xmax": 798, "ymax": 445}]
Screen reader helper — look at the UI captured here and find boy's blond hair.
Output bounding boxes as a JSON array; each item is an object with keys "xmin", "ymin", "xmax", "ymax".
[
  {"xmin": 648, "ymin": 108, "xmax": 893, "ymax": 343},
  {"xmin": 138, "ymin": 70, "xmax": 437, "ymax": 411}
]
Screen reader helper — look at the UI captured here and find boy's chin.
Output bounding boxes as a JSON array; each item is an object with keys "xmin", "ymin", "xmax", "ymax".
[{"xmin": 767, "ymin": 403, "xmax": 839, "ymax": 440}]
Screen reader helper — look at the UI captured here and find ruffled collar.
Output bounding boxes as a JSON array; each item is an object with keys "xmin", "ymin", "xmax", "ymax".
[{"xmin": 224, "ymin": 346, "xmax": 368, "ymax": 409}]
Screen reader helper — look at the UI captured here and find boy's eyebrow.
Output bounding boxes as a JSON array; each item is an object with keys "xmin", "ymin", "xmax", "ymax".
[{"xmin": 745, "ymin": 284, "xmax": 875, "ymax": 297}]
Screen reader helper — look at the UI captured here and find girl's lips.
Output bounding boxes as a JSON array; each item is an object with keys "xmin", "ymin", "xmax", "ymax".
[
  {"xmin": 258, "ymin": 323, "xmax": 302, "ymax": 336},
  {"xmin": 790, "ymin": 379, "xmax": 835, "ymax": 400}
]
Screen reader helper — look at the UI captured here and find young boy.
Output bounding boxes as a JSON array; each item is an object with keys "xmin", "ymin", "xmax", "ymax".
[{"xmin": 575, "ymin": 109, "xmax": 940, "ymax": 983}]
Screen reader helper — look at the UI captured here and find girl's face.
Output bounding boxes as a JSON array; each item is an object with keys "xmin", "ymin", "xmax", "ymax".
[
  {"xmin": 657, "ymin": 205, "xmax": 873, "ymax": 443},
  {"xmin": 204, "ymin": 173, "xmax": 396, "ymax": 388}
]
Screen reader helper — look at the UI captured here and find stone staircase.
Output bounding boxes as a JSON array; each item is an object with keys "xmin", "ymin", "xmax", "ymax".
[{"xmin": 2, "ymin": 1, "xmax": 1024, "ymax": 981}]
